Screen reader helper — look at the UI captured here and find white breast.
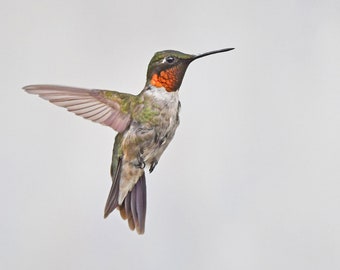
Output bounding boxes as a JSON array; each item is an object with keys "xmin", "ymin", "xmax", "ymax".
[{"xmin": 145, "ymin": 85, "xmax": 179, "ymax": 104}]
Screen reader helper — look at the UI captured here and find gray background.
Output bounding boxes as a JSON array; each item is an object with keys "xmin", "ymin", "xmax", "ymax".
[{"xmin": 2, "ymin": 0, "xmax": 340, "ymax": 269}]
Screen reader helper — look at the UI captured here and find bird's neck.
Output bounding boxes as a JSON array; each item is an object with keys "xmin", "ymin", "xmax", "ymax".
[{"xmin": 142, "ymin": 85, "xmax": 179, "ymax": 104}]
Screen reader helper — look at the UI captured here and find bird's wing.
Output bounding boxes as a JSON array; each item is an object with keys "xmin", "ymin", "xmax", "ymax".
[{"xmin": 23, "ymin": 84, "xmax": 134, "ymax": 132}]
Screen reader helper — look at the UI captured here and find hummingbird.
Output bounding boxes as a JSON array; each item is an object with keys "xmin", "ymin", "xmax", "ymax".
[{"xmin": 23, "ymin": 47, "xmax": 234, "ymax": 234}]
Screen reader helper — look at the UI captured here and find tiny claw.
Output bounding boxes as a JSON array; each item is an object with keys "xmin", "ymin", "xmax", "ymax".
[{"xmin": 149, "ymin": 160, "xmax": 158, "ymax": 173}]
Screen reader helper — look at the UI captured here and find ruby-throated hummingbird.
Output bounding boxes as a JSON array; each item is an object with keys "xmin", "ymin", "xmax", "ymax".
[{"xmin": 23, "ymin": 48, "xmax": 234, "ymax": 234}]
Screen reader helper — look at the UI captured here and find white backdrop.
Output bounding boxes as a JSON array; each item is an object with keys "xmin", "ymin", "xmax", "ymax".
[{"xmin": 2, "ymin": 0, "xmax": 340, "ymax": 269}]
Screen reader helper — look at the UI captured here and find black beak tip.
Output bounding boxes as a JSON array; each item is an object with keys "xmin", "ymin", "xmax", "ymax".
[
  {"xmin": 219, "ymin": 48, "xmax": 235, "ymax": 53},
  {"xmin": 193, "ymin": 47, "xmax": 235, "ymax": 60}
]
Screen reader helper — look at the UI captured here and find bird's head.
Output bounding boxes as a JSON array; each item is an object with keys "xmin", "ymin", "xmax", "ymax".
[{"xmin": 145, "ymin": 48, "xmax": 234, "ymax": 92}]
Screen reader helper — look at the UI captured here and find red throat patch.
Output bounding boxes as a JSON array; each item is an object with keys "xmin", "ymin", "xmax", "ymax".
[{"xmin": 150, "ymin": 68, "xmax": 178, "ymax": 92}]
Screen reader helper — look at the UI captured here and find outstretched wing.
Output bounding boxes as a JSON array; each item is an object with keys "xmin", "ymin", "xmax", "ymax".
[{"xmin": 23, "ymin": 85, "xmax": 133, "ymax": 132}]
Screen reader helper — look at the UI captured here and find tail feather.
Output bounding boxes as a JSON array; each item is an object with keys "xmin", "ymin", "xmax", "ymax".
[
  {"xmin": 119, "ymin": 192, "xmax": 136, "ymax": 231},
  {"xmin": 134, "ymin": 173, "xmax": 147, "ymax": 233}
]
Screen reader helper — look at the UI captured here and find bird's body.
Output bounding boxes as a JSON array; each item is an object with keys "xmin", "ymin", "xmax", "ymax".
[
  {"xmin": 24, "ymin": 48, "xmax": 234, "ymax": 234},
  {"xmin": 106, "ymin": 86, "xmax": 180, "ymax": 233}
]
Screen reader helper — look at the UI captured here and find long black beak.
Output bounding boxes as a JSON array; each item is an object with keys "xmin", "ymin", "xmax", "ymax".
[{"xmin": 193, "ymin": 48, "xmax": 234, "ymax": 61}]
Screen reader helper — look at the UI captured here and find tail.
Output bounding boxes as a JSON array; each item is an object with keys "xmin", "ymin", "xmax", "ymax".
[
  {"xmin": 104, "ymin": 170, "xmax": 147, "ymax": 234},
  {"xmin": 104, "ymin": 134, "xmax": 147, "ymax": 234}
]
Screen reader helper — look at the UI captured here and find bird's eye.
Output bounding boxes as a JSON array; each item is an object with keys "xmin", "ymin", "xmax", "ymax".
[{"xmin": 165, "ymin": 56, "xmax": 175, "ymax": 64}]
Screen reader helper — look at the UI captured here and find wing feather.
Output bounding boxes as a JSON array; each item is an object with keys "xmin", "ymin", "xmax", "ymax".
[{"xmin": 23, "ymin": 84, "xmax": 133, "ymax": 132}]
